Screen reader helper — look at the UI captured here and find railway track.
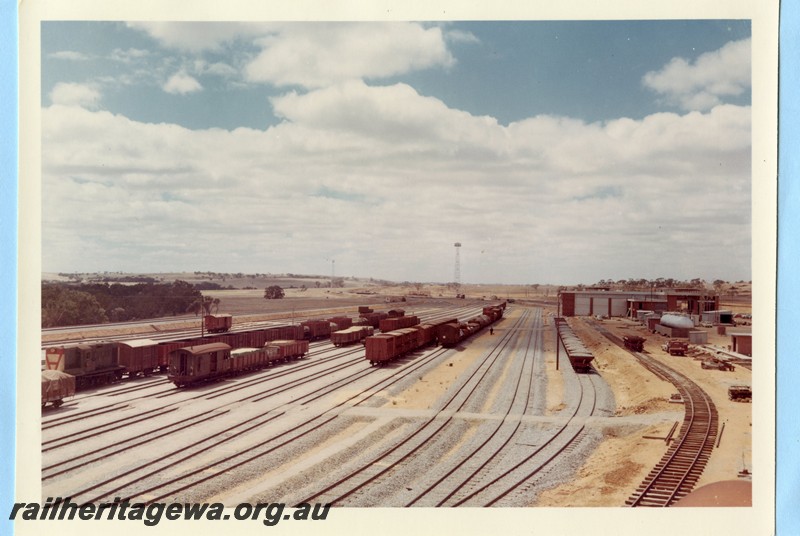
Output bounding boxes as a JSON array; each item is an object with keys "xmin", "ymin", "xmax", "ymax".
[
  {"xmin": 589, "ymin": 321, "xmax": 719, "ymax": 507},
  {"xmin": 285, "ymin": 310, "xmax": 609, "ymax": 507},
  {"xmin": 41, "ymin": 346, "xmax": 374, "ymax": 478},
  {"xmin": 41, "ymin": 304, "xmax": 512, "ymax": 502},
  {"xmin": 43, "ymin": 330, "xmax": 461, "ymax": 503},
  {"xmin": 450, "ymin": 372, "xmax": 598, "ymax": 507},
  {"xmin": 286, "ymin": 309, "xmax": 600, "ymax": 507},
  {"xmin": 77, "ymin": 345, "xmax": 457, "ymax": 505},
  {"xmin": 293, "ymin": 311, "xmax": 531, "ymax": 506}
]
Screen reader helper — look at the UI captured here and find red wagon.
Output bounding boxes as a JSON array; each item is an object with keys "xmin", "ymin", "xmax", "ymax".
[
  {"xmin": 118, "ymin": 338, "xmax": 160, "ymax": 377},
  {"xmin": 204, "ymin": 314, "xmax": 233, "ymax": 333},
  {"xmin": 331, "ymin": 326, "xmax": 374, "ymax": 347}
]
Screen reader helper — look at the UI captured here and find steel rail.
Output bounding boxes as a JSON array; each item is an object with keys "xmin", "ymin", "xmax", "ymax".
[
  {"xmin": 295, "ymin": 311, "xmax": 527, "ymax": 506},
  {"xmin": 587, "ymin": 321, "xmax": 718, "ymax": 507}
]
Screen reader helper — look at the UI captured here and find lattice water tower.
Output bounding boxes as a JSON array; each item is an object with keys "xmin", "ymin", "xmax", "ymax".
[{"xmin": 454, "ymin": 242, "xmax": 461, "ymax": 296}]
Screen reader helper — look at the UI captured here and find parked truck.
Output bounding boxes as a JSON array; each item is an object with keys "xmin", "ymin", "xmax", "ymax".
[{"xmin": 662, "ymin": 339, "xmax": 688, "ymax": 356}]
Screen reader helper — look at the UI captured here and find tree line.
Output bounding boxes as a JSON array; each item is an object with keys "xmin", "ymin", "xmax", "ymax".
[{"xmin": 42, "ymin": 280, "xmax": 207, "ymax": 328}]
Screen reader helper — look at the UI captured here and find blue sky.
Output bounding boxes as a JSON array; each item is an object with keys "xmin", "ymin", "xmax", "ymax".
[
  {"xmin": 42, "ymin": 21, "xmax": 751, "ymax": 129},
  {"xmin": 40, "ymin": 20, "xmax": 753, "ymax": 284}
]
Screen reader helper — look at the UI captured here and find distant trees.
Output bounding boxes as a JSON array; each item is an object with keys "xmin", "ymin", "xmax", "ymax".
[
  {"xmin": 588, "ymin": 277, "xmax": 725, "ymax": 291},
  {"xmin": 41, "ymin": 279, "xmax": 204, "ymax": 327},
  {"xmin": 187, "ymin": 296, "xmax": 221, "ymax": 316},
  {"xmin": 264, "ymin": 285, "xmax": 285, "ymax": 299},
  {"xmin": 42, "ymin": 286, "xmax": 107, "ymax": 327}
]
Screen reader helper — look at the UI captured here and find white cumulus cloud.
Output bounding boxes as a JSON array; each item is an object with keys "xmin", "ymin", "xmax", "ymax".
[
  {"xmin": 163, "ymin": 72, "xmax": 203, "ymax": 95},
  {"xmin": 49, "ymin": 82, "xmax": 101, "ymax": 108},
  {"xmin": 642, "ymin": 38, "xmax": 751, "ymax": 111},
  {"xmin": 42, "ymin": 79, "xmax": 751, "ymax": 283},
  {"xmin": 245, "ymin": 23, "xmax": 455, "ymax": 88}
]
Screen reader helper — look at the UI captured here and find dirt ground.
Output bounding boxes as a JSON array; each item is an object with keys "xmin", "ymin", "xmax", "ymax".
[{"xmin": 533, "ymin": 315, "xmax": 752, "ymax": 507}]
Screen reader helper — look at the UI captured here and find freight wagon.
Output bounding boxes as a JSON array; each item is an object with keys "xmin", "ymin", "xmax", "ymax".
[
  {"xmin": 44, "ymin": 320, "xmax": 309, "ymax": 391},
  {"xmin": 167, "ymin": 337, "xmax": 313, "ymax": 387},
  {"xmin": 302, "ymin": 320, "xmax": 332, "ymax": 341},
  {"xmin": 255, "ymin": 324, "xmax": 305, "ymax": 346},
  {"xmin": 623, "ymin": 335, "xmax": 646, "ymax": 352},
  {"xmin": 379, "ymin": 315, "xmax": 419, "ymax": 332},
  {"xmin": 365, "ymin": 328, "xmax": 427, "ymax": 365},
  {"xmin": 554, "ymin": 317, "xmax": 594, "ymax": 371},
  {"xmin": 41, "ymin": 370, "xmax": 75, "ymax": 409},
  {"xmin": 365, "ymin": 309, "xmax": 502, "ymax": 365},
  {"xmin": 265, "ymin": 339, "xmax": 309, "ymax": 361},
  {"xmin": 204, "ymin": 314, "xmax": 233, "ymax": 333},
  {"xmin": 118, "ymin": 338, "xmax": 161, "ymax": 376},
  {"xmin": 327, "ymin": 316, "xmax": 353, "ymax": 331},
  {"xmin": 331, "ymin": 326, "xmax": 374, "ymax": 347},
  {"xmin": 439, "ymin": 307, "xmax": 504, "ymax": 348},
  {"xmin": 359, "ymin": 312, "xmax": 388, "ymax": 328}
]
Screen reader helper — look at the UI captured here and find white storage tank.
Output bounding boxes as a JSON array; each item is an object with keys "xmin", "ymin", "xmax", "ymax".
[{"xmin": 660, "ymin": 313, "xmax": 694, "ymax": 329}]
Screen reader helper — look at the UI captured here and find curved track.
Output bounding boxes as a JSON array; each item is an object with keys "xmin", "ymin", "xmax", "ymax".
[{"xmin": 589, "ymin": 321, "xmax": 718, "ymax": 507}]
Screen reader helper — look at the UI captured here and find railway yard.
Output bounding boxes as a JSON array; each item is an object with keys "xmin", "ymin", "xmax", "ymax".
[{"xmin": 38, "ymin": 291, "xmax": 754, "ymax": 508}]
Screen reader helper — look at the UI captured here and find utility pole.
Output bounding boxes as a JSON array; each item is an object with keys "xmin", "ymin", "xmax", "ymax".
[{"xmin": 454, "ymin": 242, "xmax": 461, "ymax": 297}]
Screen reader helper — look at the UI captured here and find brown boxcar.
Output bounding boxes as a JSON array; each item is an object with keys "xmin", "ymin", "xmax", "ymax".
[
  {"xmin": 331, "ymin": 326, "xmax": 375, "ymax": 347},
  {"xmin": 412, "ymin": 324, "xmax": 437, "ymax": 347},
  {"xmin": 204, "ymin": 314, "xmax": 233, "ymax": 333},
  {"xmin": 379, "ymin": 315, "xmax": 419, "ymax": 332},
  {"xmin": 439, "ymin": 321, "xmax": 465, "ymax": 347},
  {"xmin": 266, "ymin": 324, "xmax": 305, "ymax": 342},
  {"xmin": 41, "ymin": 370, "xmax": 76, "ymax": 409},
  {"xmin": 365, "ymin": 328, "xmax": 422, "ymax": 365},
  {"xmin": 117, "ymin": 338, "xmax": 160, "ymax": 377},
  {"xmin": 359, "ymin": 312, "xmax": 388, "ymax": 328},
  {"xmin": 327, "ymin": 316, "xmax": 353, "ymax": 331},
  {"xmin": 302, "ymin": 320, "xmax": 332, "ymax": 340},
  {"xmin": 427, "ymin": 318, "xmax": 458, "ymax": 344}
]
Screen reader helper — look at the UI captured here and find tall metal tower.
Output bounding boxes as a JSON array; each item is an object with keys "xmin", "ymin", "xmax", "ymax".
[
  {"xmin": 330, "ymin": 259, "xmax": 335, "ymax": 288},
  {"xmin": 454, "ymin": 242, "xmax": 461, "ymax": 296}
]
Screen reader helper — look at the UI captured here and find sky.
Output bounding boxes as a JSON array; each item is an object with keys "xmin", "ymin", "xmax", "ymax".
[{"xmin": 40, "ymin": 20, "xmax": 753, "ymax": 285}]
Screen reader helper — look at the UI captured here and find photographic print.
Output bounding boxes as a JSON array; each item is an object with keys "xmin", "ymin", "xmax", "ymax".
[{"xmin": 17, "ymin": 2, "xmax": 777, "ymax": 535}]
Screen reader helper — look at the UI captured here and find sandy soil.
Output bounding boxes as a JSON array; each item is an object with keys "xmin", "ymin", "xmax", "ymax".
[{"xmin": 534, "ymin": 316, "xmax": 752, "ymax": 506}]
